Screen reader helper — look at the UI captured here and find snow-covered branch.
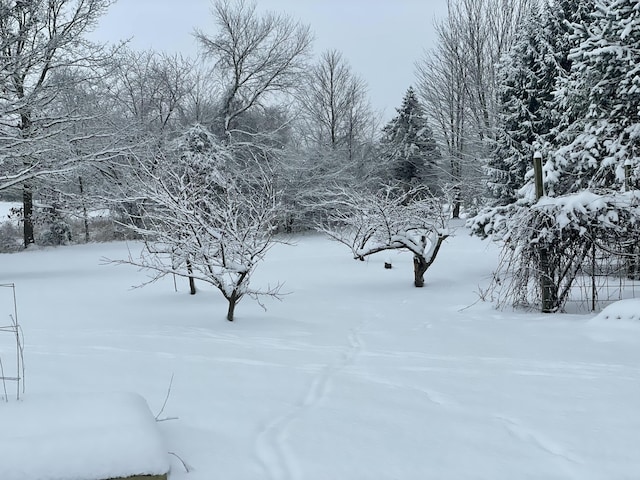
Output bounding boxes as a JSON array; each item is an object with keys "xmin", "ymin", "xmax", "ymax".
[
  {"xmin": 318, "ymin": 184, "xmax": 452, "ymax": 287},
  {"xmin": 470, "ymin": 189, "xmax": 640, "ymax": 312},
  {"xmin": 112, "ymin": 125, "xmax": 285, "ymax": 321}
]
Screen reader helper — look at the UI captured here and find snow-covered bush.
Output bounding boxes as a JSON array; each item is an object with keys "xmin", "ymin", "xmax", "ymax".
[
  {"xmin": 470, "ymin": 190, "xmax": 640, "ymax": 311},
  {"xmin": 37, "ymin": 221, "xmax": 72, "ymax": 246},
  {"xmin": 34, "ymin": 203, "xmax": 73, "ymax": 246},
  {"xmin": 0, "ymin": 222, "xmax": 21, "ymax": 253}
]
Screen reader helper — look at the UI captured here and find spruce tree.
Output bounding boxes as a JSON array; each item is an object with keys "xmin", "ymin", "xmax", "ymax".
[
  {"xmin": 546, "ymin": 0, "xmax": 640, "ymax": 195},
  {"xmin": 487, "ymin": 5, "xmax": 547, "ymax": 204},
  {"xmin": 487, "ymin": 0, "xmax": 596, "ymax": 203},
  {"xmin": 550, "ymin": 0, "xmax": 639, "ymax": 193},
  {"xmin": 379, "ymin": 87, "xmax": 440, "ymax": 192}
]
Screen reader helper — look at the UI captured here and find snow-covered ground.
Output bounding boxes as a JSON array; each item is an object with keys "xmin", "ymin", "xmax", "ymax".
[{"xmin": 1, "ymin": 226, "xmax": 639, "ymax": 479}]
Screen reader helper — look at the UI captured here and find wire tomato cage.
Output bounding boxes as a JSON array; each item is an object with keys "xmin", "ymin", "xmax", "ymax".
[{"xmin": 0, "ymin": 283, "xmax": 24, "ymax": 401}]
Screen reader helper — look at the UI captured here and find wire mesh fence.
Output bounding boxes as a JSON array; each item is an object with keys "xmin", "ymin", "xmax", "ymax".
[{"xmin": 565, "ymin": 241, "xmax": 640, "ymax": 313}]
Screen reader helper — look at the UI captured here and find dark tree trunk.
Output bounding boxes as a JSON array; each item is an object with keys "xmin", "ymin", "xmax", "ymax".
[
  {"xmin": 412, "ymin": 233, "xmax": 448, "ymax": 288},
  {"xmin": 21, "ymin": 113, "xmax": 35, "ymax": 248},
  {"xmin": 539, "ymin": 244, "xmax": 555, "ymax": 313},
  {"xmin": 452, "ymin": 201, "xmax": 461, "ymax": 219},
  {"xmin": 413, "ymin": 254, "xmax": 428, "ymax": 287},
  {"xmin": 451, "ymin": 184, "xmax": 462, "ymax": 219},
  {"xmin": 186, "ymin": 259, "xmax": 196, "ymax": 295},
  {"xmin": 78, "ymin": 176, "xmax": 90, "ymax": 243},
  {"xmin": 628, "ymin": 244, "xmax": 640, "ymax": 280},
  {"xmin": 23, "ymin": 184, "xmax": 34, "ymax": 248},
  {"xmin": 226, "ymin": 294, "xmax": 238, "ymax": 322}
]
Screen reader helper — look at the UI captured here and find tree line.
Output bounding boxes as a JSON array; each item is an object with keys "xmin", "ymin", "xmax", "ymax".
[{"xmin": 1, "ymin": 0, "xmax": 637, "ymax": 318}]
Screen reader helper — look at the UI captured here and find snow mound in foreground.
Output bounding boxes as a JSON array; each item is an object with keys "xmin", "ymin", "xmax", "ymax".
[
  {"xmin": 592, "ymin": 299, "xmax": 640, "ymax": 323},
  {"xmin": 0, "ymin": 392, "xmax": 169, "ymax": 480}
]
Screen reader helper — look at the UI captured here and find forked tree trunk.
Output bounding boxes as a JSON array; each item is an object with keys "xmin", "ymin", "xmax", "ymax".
[
  {"xmin": 413, "ymin": 255, "xmax": 428, "ymax": 287},
  {"xmin": 412, "ymin": 233, "xmax": 448, "ymax": 288},
  {"xmin": 226, "ymin": 273, "xmax": 248, "ymax": 321}
]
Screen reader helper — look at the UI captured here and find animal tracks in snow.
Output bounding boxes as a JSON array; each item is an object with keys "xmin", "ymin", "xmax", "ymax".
[
  {"xmin": 494, "ymin": 414, "xmax": 583, "ymax": 466},
  {"xmin": 255, "ymin": 320, "xmax": 367, "ymax": 480}
]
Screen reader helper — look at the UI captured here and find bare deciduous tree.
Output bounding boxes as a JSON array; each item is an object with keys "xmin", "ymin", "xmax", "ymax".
[
  {"xmin": 297, "ymin": 49, "xmax": 373, "ymax": 156},
  {"xmin": 319, "ymin": 185, "xmax": 451, "ymax": 287},
  {"xmin": 0, "ymin": 0, "xmax": 115, "ymax": 247},
  {"xmin": 416, "ymin": 23, "xmax": 468, "ymax": 217},
  {"xmin": 195, "ymin": 0, "xmax": 313, "ymax": 137},
  {"xmin": 114, "ymin": 125, "xmax": 283, "ymax": 322},
  {"xmin": 416, "ymin": 0, "xmax": 533, "ymax": 216},
  {"xmin": 106, "ymin": 49, "xmax": 194, "ymax": 135}
]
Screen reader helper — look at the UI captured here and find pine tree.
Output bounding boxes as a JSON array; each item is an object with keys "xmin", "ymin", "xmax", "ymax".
[
  {"xmin": 487, "ymin": 0, "xmax": 595, "ymax": 204},
  {"xmin": 379, "ymin": 87, "xmax": 440, "ymax": 191},
  {"xmin": 487, "ymin": 5, "xmax": 547, "ymax": 204},
  {"xmin": 545, "ymin": 0, "xmax": 639, "ymax": 194}
]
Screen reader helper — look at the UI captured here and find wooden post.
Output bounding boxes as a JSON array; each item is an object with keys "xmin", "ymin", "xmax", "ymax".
[
  {"xmin": 624, "ymin": 161, "xmax": 631, "ymax": 192},
  {"xmin": 534, "ymin": 151, "xmax": 553, "ymax": 313},
  {"xmin": 623, "ymin": 161, "xmax": 639, "ymax": 280},
  {"xmin": 533, "ymin": 151, "xmax": 544, "ymax": 199},
  {"xmin": 591, "ymin": 239, "xmax": 597, "ymax": 312}
]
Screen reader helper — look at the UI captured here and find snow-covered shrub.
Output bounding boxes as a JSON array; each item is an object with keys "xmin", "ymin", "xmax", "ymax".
[
  {"xmin": 37, "ymin": 220, "xmax": 72, "ymax": 246},
  {"xmin": 470, "ymin": 190, "xmax": 640, "ymax": 311},
  {"xmin": 0, "ymin": 222, "xmax": 22, "ymax": 253},
  {"xmin": 35, "ymin": 204, "xmax": 72, "ymax": 246}
]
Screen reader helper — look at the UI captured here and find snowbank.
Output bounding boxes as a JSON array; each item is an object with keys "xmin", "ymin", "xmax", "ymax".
[
  {"xmin": 0, "ymin": 392, "xmax": 169, "ymax": 480},
  {"xmin": 592, "ymin": 298, "xmax": 640, "ymax": 322}
]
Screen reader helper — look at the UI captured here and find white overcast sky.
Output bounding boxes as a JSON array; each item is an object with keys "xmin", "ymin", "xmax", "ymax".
[{"xmin": 90, "ymin": 0, "xmax": 449, "ymax": 120}]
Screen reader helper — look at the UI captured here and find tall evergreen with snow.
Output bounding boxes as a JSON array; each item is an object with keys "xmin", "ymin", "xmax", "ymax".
[
  {"xmin": 547, "ymin": 0, "xmax": 638, "ymax": 194},
  {"xmin": 487, "ymin": 0, "xmax": 596, "ymax": 204},
  {"xmin": 379, "ymin": 87, "xmax": 440, "ymax": 191},
  {"xmin": 545, "ymin": 0, "xmax": 597, "ymax": 132},
  {"xmin": 488, "ymin": 6, "xmax": 548, "ymax": 204},
  {"xmin": 470, "ymin": 0, "xmax": 640, "ymax": 313}
]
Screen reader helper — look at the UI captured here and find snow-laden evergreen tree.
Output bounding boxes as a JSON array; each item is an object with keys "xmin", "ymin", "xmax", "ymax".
[
  {"xmin": 379, "ymin": 87, "xmax": 440, "ymax": 192},
  {"xmin": 469, "ymin": 0, "xmax": 640, "ymax": 314},
  {"xmin": 545, "ymin": 0, "xmax": 598, "ymax": 136},
  {"xmin": 546, "ymin": 0, "xmax": 637, "ymax": 194},
  {"xmin": 487, "ymin": 5, "xmax": 548, "ymax": 205},
  {"xmin": 487, "ymin": 0, "xmax": 597, "ymax": 204}
]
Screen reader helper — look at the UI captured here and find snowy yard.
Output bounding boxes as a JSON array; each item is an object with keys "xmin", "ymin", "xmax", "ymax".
[{"xmin": 1, "ymin": 227, "xmax": 639, "ymax": 479}]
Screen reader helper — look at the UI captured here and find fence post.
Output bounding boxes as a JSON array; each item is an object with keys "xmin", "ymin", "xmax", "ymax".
[
  {"xmin": 533, "ymin": 151, "xmax": 553, "ymax": 313},
  {"xmin": 533, "ymin": 151, "xmax": 544, "ymax": 199}
]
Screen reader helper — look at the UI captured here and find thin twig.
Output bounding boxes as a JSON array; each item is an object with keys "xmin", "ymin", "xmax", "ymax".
[
  {"xmin": 156, "ymin": 416, "xmax": 179, "ymax": 422},
  {"xmin": 168, "ymin": 451, "xmax": 192, "ymax": 473},
  {"xmin": 155, "ymin": 373, "xmax": 174, "ymax": 420}
]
